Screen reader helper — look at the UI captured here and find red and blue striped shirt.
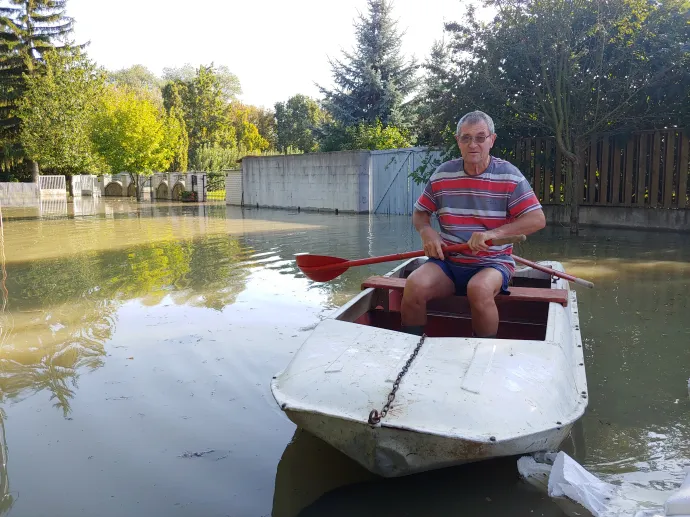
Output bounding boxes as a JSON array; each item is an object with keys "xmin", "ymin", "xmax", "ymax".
[{"xmin": 414, "ymin": 156, "xmax": 542, "ymax": 272}]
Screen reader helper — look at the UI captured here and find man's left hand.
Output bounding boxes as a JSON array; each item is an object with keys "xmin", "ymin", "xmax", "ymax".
[{"xmin": 467, "ymin": 232, "xmax": 494, "ymax": 254}]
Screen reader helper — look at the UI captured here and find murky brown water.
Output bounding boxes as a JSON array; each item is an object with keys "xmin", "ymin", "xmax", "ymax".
[{"xmin": 0, "ymin": 198, "xmax": 688, "ymax": 517}]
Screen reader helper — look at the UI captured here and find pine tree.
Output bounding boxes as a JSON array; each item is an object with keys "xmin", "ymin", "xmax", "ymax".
[
  {"xmin": 162, "ymin": 82, "xmax": 189, "ymax": 172},
  {"xmin": 0, "ymin": 0, "xmax": 75, "ymax": 180},
  {"xmin": 413, "ymin": 39, "xmax": 455, "ymax": 147},
  {"xmin": 317, "ymin": 0, "xmax": 418, "ymax": 128}
]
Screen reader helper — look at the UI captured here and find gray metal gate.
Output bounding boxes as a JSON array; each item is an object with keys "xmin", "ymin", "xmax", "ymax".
[
  {"xmin": 370, "ymin": 147, "xmax": 443, "ymax": 215},
  {"xmin": 225, "ymin": 169, "xmax": 242, "ymax": 205}
]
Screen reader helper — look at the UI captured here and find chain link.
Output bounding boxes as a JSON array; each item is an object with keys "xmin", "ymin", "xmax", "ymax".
[{"xmin": 368, "ymin": 333, "xmax": 426, "ymax": 425}]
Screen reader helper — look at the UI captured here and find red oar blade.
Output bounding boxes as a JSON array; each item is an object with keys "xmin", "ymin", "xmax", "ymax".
[{"xmin": 295, "ymin": 254, "xmax": 350, "ymax": 282}]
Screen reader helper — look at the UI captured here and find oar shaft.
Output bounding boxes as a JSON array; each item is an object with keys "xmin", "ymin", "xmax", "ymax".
[
  {"xmin": 338, "ymin": 242, "xmax": 469, "ymax": 269},
  {"xmin": 513, "ymin": 255, "xmax": 594, "ymax": 288},
  {"xmin": 306, "ymin": 237, "xmax": 523, "ymax": 272}
]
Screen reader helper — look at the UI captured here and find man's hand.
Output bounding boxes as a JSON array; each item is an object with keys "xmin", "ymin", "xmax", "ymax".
[
  {"xmin": 420, "ymin": 226, "xmax": 445, "ymax": 259},
  {"xmin": 467, "ymin": 231, "xmax": 494, "ymax": 254}
]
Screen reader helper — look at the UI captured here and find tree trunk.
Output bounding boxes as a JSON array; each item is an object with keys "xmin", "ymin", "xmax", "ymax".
[
  {"xmin": 27, "ymin": 160, "xmax": 39, "ymax": 182},
  {"xmin": 567, "ymin": 154, "xmax": 581, "ymax": 235},
  {"xmin": 66, "ymin": 174, "xmax": 74, "ymax": 197}
]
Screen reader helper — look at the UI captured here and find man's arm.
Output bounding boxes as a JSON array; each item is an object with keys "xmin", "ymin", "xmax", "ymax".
[
  {"xmin": 468, "ymin": 209, "xmax": 546, "ymax": 252},
  {"xmin": 413, "ymin": 209, "xmax": 446, "ymax": 259}
]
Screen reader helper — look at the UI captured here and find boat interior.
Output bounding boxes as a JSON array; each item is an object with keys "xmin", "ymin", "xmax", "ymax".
[{"xmin": 336, "ymin": 258, "xmax": 569, "ymax": 341}]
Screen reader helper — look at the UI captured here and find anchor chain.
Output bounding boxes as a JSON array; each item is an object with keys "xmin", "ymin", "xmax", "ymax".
[{"xmin": 368, "ymin": 333, "xmax": 426, "ymax": 425}]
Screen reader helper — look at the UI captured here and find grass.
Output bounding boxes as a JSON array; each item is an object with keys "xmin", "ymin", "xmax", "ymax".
[{"xmin": 207, "ymin": 190, "xmax": 225, "ymax": 201}]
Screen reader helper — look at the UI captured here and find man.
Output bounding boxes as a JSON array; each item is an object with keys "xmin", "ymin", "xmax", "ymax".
[{"xmin": 401, "ymin": 110, "xmax": 546, "ymax": 338}]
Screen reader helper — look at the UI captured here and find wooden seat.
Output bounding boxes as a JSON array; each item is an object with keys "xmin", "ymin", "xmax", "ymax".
[{"xmin": 361, "ymin": 275, "xmax": 568, "ymax": 306}]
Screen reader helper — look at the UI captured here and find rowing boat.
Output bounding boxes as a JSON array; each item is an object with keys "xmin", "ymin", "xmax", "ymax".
[{"xmin": 270, "ymin": 257, "xmax": 588, "ymax": 478}]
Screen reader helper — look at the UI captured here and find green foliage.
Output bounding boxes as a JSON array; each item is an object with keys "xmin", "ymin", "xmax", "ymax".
[
  {"xmin": 17, "ymin": 47, "xmax": 107, "ymax": 176},
  {"xmin": 190, "ymin": 143, "xmax": 241, "ymax": 172},
  {"xmin": 162, "ymin": 82, "xmax": 189, "ymax": 172},
  {"xmin": 245, "ymin": 105, "xmax": 277, "ymax": 150},
  {"xmin": 422, "ymin": 0, "xmax": 690, "ymax": 230},
  {"xmin": 91, "ymin": 85, "xmax": 175, "ymax": 184},
  {"xmin": 169, "ymin": 64, "xmax": 237, "ymax": 164},
  {"xmin": 320, "ymin": 119, "xmax": 412, "ymax": 151},
  {"xmin": 274, "ymin": 94, "xmax": 325, "ymax": 153},
  {"xmin": 0, "ymin": 0, "xmax": 77, "ymax": 177},
  {"xmin": 107, "ymin": 64, "xmax": 164, "ymax": 106},
  {"xmin": 162, "ymin": 63, "xmax": 242, "ymax": 102},
  {"xmin": 317, "ymin": 0, "xmax": 419, "ymax": 128},
  {"xmin": 228, "ymin": 102, "xmax": 270, "ymax": 152}
]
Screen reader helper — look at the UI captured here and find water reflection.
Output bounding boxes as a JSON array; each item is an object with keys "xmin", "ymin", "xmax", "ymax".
[
  {"xmin": 0, "ymin": 198, "xmax": 687, "ymax": 517},
  {"xmin": 274, "ymin": 431, "xmax": 566, "ymax": 517}
]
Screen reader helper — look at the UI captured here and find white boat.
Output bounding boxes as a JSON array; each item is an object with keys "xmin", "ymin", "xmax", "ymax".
[{"xmin": 271, "ymin": 257, "xmax": 588, "ymax": 478}]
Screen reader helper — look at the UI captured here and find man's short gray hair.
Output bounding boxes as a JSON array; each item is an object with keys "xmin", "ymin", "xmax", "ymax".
[{"xmin": 456, "ymin": 111, "xmax": 495, "ymax": 135}]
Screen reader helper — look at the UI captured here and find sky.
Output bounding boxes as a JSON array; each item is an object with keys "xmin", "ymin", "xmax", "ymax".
[{"xmin": 65, "ymin": 0, "xmax": 475, "ymax": 109}]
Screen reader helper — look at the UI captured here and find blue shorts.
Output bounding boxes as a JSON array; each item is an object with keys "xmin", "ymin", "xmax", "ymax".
[{"xmin": 426, "ymin": 258, "xmax": 511, "ymax": 296}]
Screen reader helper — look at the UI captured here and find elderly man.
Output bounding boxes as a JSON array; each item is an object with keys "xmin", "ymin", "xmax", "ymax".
[{"xmin": 401, "ymin": 110, "xmax": 546, "ymax": 338}]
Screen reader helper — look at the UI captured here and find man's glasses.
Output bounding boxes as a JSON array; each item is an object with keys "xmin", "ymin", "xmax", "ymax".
[{"xmin": 456, "ymin": 134, "xmax": 491, "ymax": 144}]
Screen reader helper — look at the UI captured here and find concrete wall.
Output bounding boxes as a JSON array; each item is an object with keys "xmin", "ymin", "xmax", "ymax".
[
  {"xmin": 242, "ymin": 151, "xmax": 371, "ymax": 213},
  {"xmin": 544, "ymin": 205, "xmax": 690, "ymax": 232},
  {"xmin": 0, "ymin": 183, "xmax": 38, "ymax": 205}
]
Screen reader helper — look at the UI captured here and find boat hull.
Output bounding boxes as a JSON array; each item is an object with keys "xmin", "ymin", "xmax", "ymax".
[
  {"xmin": 278, "ymin": 406, "xmax": 575, "ymax": 478},
  {"xmin": 271, "ymin": 259, "xmax": 588, "ymax": 478}
]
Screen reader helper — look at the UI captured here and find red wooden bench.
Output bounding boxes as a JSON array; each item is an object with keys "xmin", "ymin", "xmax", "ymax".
[{"xmin": 361, "ymin": 275, "xmax": 568, "ymax": 306}]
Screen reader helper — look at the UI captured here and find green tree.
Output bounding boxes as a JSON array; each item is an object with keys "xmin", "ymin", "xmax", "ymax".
[
  {"xmin": 317, "ymin": 0, "xmax": 418, "ymax": 128},
  {"xmin": 412, "ymin": 39, "xmax": 455, "ymax": 147},
  {"xmin": 0, "ymin": 0, "xmax": 76, "ymax": 181},
  {"xmin": 274, "ymin": 94, "xmax": 325, "ymax": 153},
  {"xmin": 440, "ymin": 0, "xmax": 690, "ymax": 233},
  {"xmin": 17, "ymin": 47, "xmax": 107, "ymax": 183},
  {"xmin": 189, "ymin": 143, "xmax": 241, "ymax": 172},
  {"xmin": 172, "ymin": 64, "xmax": 237, "ymax": 165},
  {"xmin": 228, "ymin": 102, "xmax": 270, "ymax": 153},
  {"xmin": 161, "ymin": 82, "xmax": 188, "ymax": 172},
  {"xmin": 107, "ymin": 64, "xmax": 163, "ymax": 106},
  {"xmin": 346, "ymin": 119, "xmax": 412, "ymax": 150},
  {"xmin": 91, "ymin": 85, "xmax": 176, "ymax": 199},
  {"xmin": 162, "ymin": 62, "xmax": 241, "ymax": 102},
  {"xmin": 245, "ymin": 104, "xmax": 276, "ymax": 150}
]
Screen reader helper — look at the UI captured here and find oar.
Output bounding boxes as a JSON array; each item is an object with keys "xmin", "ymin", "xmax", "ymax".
[
  {"xmin": 513, "ymin": 255, "xmax": 594, "ymax": 288},
  {"xmin": 296, "ymin": 235, "xmax": 527, "ymax": 282}
]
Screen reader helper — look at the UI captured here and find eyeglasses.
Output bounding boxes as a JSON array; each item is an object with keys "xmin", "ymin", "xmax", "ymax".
[{"xmin": 456, "ymin": 134, "xmax": 492, "ymax": 144}]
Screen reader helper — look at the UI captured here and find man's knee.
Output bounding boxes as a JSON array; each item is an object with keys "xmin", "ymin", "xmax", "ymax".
[
  {"xmin": 404, "ymin": 265, "xmax": 452, "ymax": 303},
  {"xmin": 467, "ymin": 269, "xmax": 503, "ymax": 306}
]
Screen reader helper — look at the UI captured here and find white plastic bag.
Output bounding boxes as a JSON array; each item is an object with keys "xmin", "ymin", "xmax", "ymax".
[
  {"xmin": 665, "ymin": 467, "xmax": 690, "ymax": 516},
  {"xmin": 548, "ymin": 451, "xmax": 616, "ymax": 516}
]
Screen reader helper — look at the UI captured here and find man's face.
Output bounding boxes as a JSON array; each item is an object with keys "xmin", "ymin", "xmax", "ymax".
[{"xmin": 455, "ymin": 122, "xmax": 496, "ymax": 166}]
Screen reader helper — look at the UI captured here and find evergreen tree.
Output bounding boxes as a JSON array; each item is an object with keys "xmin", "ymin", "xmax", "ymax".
[
  {"xmin": 162, "ymin": 82, "xmax": 189, "ymax": 172},
  {"xmin": 413, "ymin": 39, "xmax": 455, "ymax": 147},
  {"xmin": 0, "ymin": 0, "xmax": 76, "ymax": 180},
  {"xmin": 317, "ymin": 0, "xmax": 418, "ymax": 128}
]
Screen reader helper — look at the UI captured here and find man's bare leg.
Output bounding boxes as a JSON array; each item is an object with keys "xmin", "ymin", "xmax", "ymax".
[
  {"xmin": 400, "ymin": 262, "xmax": 455, "ymax": 333},
  {"xmin": 466, "ymin": 268, "xmax": 504, "ymax": 337}
]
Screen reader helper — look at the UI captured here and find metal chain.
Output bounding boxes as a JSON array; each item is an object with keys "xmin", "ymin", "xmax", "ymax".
[{"xmin": 368, "ymin": 333, "xmax": 426, "ymax": 425}]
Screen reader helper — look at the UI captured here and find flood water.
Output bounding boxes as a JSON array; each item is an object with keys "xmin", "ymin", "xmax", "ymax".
[{"xmin": 1, "ymin": 198, "xmax": 689, "ymax": 517}]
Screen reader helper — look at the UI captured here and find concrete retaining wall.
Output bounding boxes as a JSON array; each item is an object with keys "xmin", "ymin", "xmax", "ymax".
[
  {"xmin": 0, "ymin": 182, "xmax": 38, "ymax": 205},
  {"xmin": 543, "ymin": 205, "xmax": 690, "ymax": 232},
  {"xmin": 242, "ymin": 151, "xmax": 371, "ymax": 213}
]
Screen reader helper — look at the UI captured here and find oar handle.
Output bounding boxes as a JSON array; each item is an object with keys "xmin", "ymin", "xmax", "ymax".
[{"xmin": 513, "ymin": 255, "xmax": 594, "ymax": 288}]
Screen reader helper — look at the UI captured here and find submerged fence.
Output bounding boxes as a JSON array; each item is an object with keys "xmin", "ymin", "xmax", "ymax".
[{"xmin": 514, "ymin": 129, "xmax": 689, "ymax": 209}]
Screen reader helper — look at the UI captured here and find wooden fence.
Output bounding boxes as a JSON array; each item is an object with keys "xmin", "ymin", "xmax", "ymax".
[{"xmin": 514, "ymin": 129, "xmax": 689, "ymax": 208}]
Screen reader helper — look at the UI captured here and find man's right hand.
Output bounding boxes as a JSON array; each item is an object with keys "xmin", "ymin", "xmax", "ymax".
[{"xmin": 420, "ymin": 226, "xmax": 445, "ymax": 260}]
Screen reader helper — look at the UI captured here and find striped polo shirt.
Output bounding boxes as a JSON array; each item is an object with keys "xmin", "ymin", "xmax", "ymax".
[{"xmin": 414, "ymin": 156, "xmax": 542, "ymax": 272}]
